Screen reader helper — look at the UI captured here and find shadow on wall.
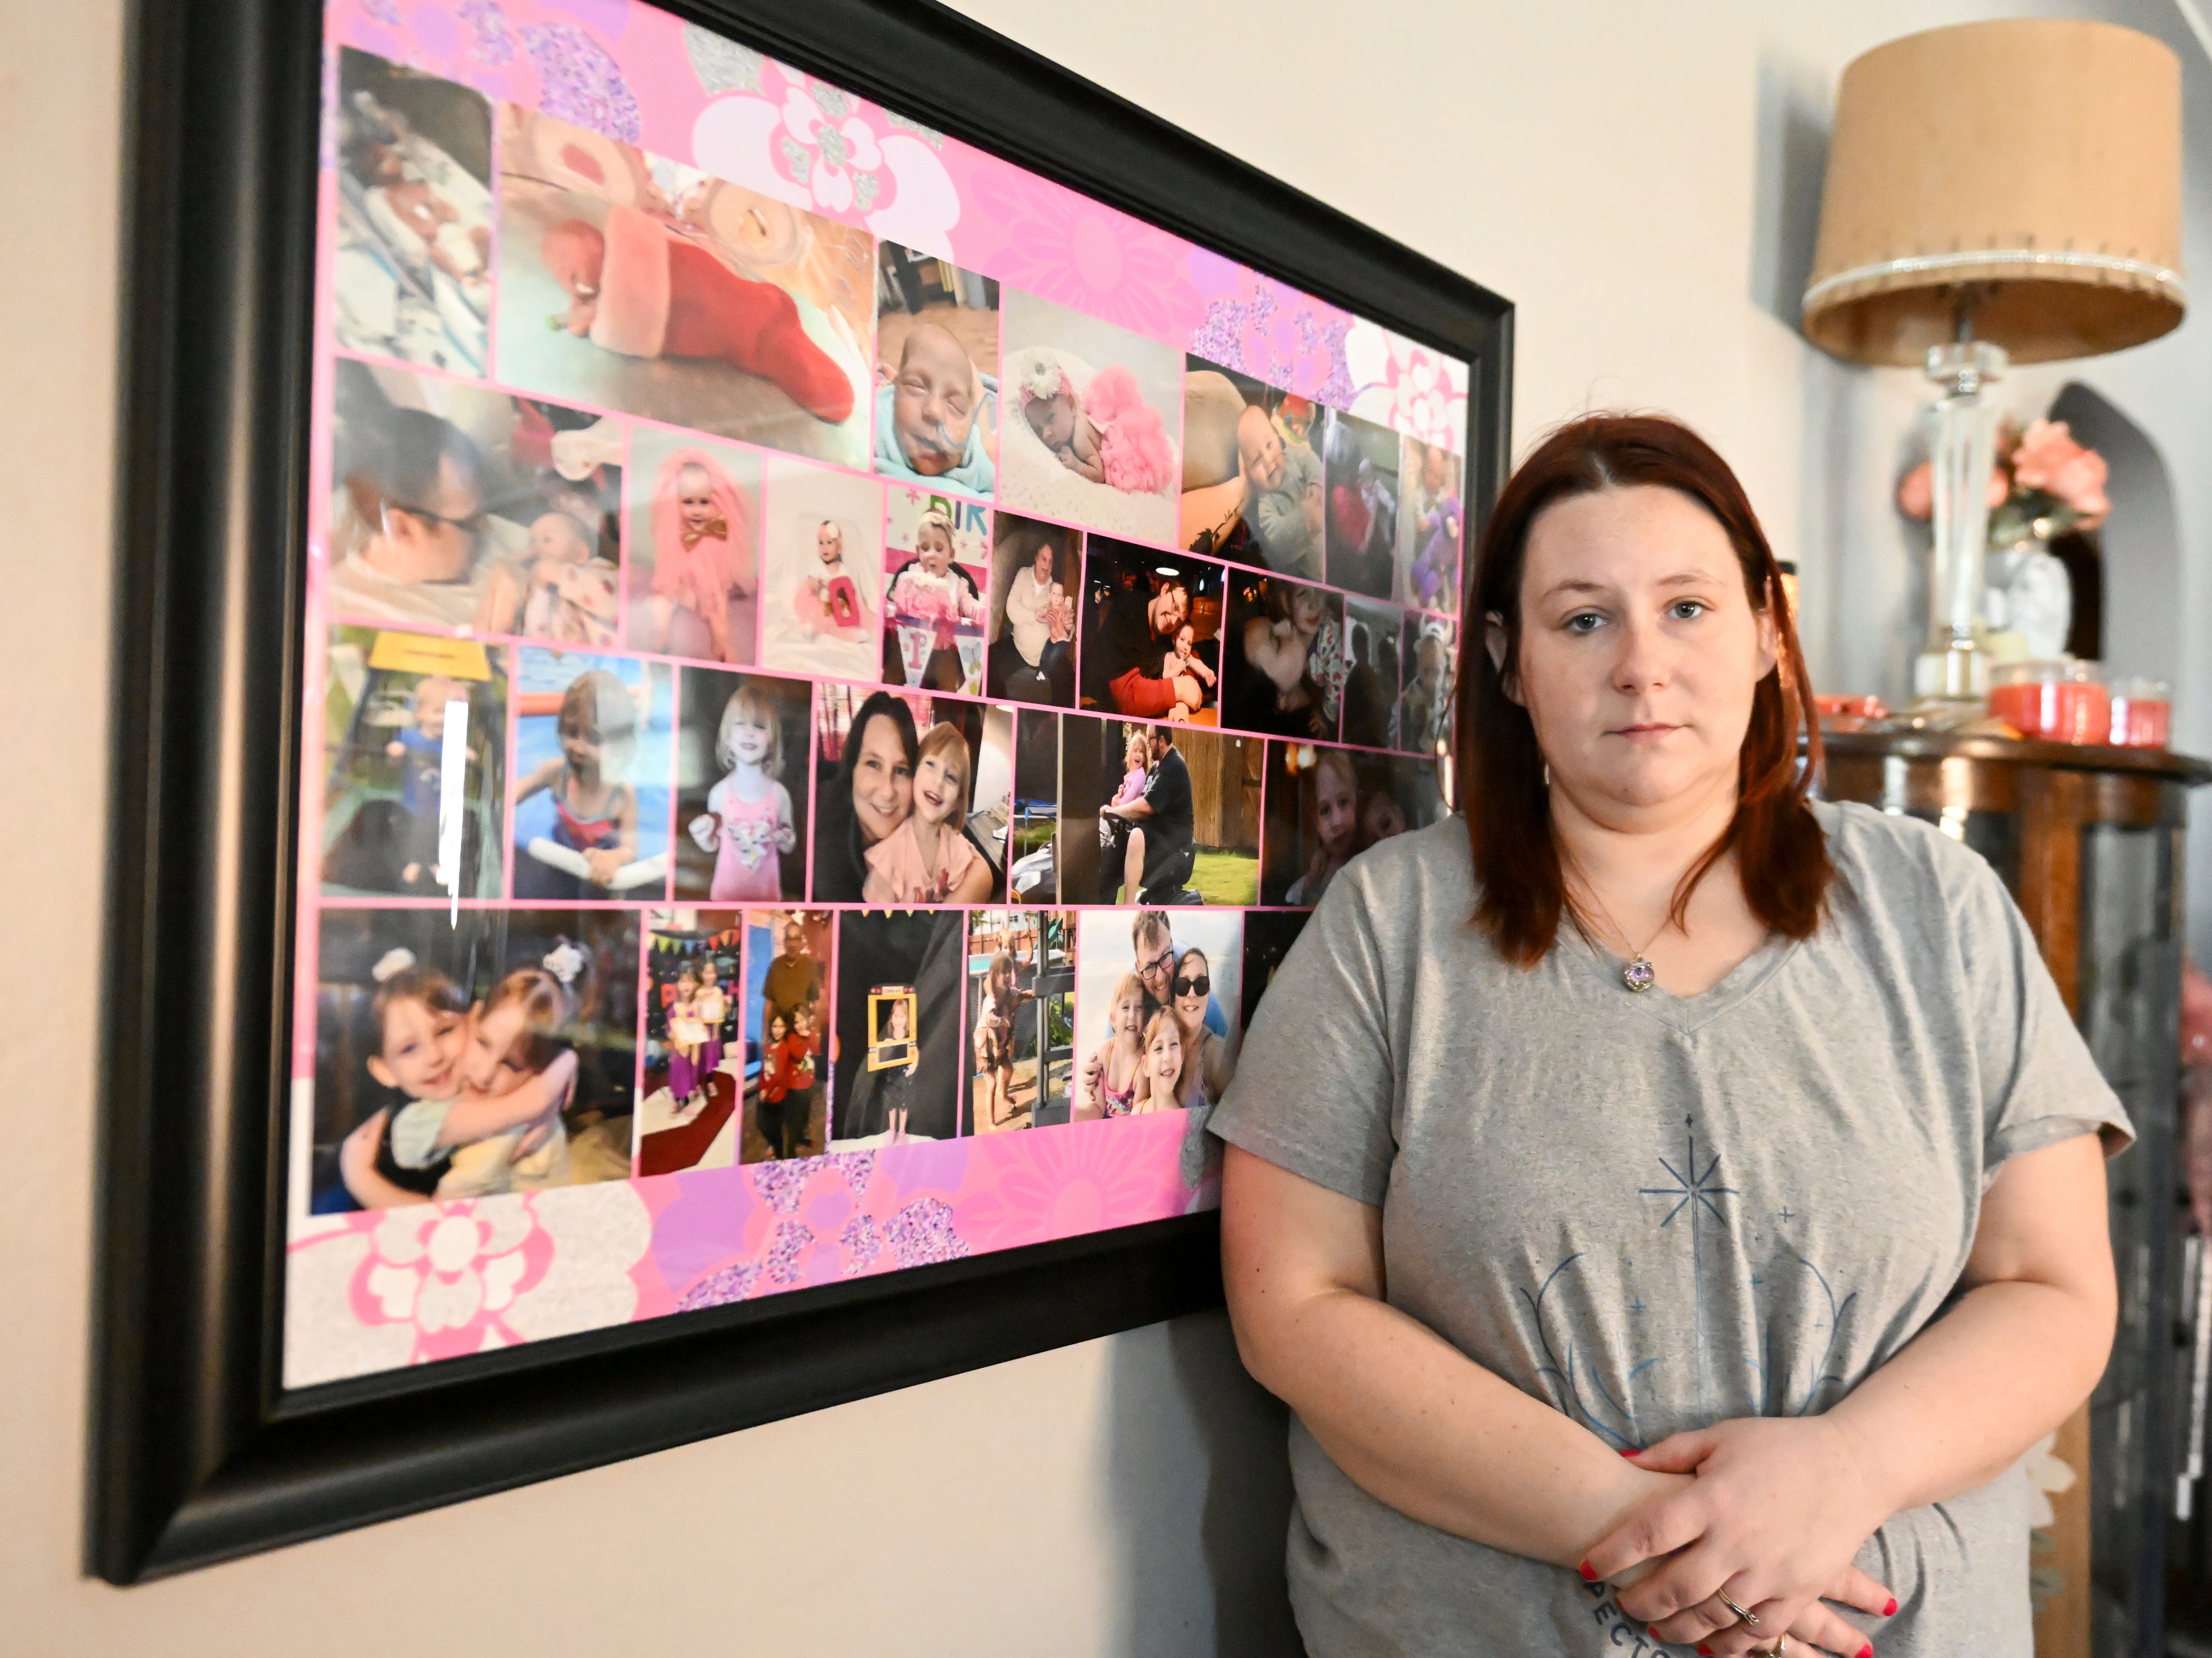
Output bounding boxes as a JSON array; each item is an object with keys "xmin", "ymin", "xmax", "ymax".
[
  {"xmin": 2049, "ymin": 382, "xmax": 2181, "ymax": 688},
  {"xmin": 1749, "ymin": 54, "xmax": 1829, "ymax": 329},
  {"xmin": 1103, "ymin": 1310, "xmax": 1299, "ymax": 1657}
]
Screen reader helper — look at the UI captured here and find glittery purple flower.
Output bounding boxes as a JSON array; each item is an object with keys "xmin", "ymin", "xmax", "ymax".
[
  {"xmin": 835, "ymin": 1150, "xmax": 876, "ymax": 1192},
  {"xmin": 1315, "ymin": 319, "xmax": 1356, "ymax": 410},
  {"xmin": 752, "ymin": 1159, "xmax": 811, "ymax": 1215},
  {"xmin": 520, "ymin": 22, "xmax": 641, "ymax": 144},
  {"xmin": 677, "ymin": 1259, "xmax": 761, "ymax": 1311},
  {"xmin": 459, "ymin": 0, "xmax": 517, "ymax": 66},
  {"xmin": 884, "ymin": 1197, "xmax": 969, "ymax": 1268},
  {"xmin": 1189, "ymin": 300, "xmax": 1245, "ymax": 372},
  {"xmin": 764, "ymin": 1220, "xmax": 815, "ymax": 1285},
  {"xmin": 839, "ymin": 1214, "xmax": 883, "ymax": 1274}
]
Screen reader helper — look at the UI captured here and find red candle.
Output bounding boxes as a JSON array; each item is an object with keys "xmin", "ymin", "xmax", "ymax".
[{"xmin": 1989, "ymin": 678, "xmax": 2110, "ymax": 743}]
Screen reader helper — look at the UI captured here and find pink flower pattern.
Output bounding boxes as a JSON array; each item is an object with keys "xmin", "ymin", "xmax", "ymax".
[{"xmin": 347, "ymin": 1198, "xmax": 556, "ymax": 1364}]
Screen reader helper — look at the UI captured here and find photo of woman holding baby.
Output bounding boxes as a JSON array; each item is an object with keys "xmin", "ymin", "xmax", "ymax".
[
  {"xmin": 987, "ymin": 515, "xmax": 1079, "ymax": 708},
  {"xmin": 808, "ymin": 687, "xmax": 1005, "ymax": 904}
]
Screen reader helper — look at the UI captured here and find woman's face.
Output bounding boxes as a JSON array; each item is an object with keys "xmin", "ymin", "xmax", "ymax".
[
  {"xmin": 850, "ymin": 712, "xmax": 914, "ymax": 846},
  {"xmin": 463, "ymin": 1003, "xmax": 537, "ymax": 1096},
  {"xmin": 1508, "ymin": 485, "xmax": 1775, "ymax": 818},
  {"xmin": 915, "ymin": 525, "xmax": 953, "ymax": 576},
  {"xmin": 1146, "ymin": 1021, "xmax": 1183, "ymax": 1087},
  {"xmin": 1314, "ymin": 761, "xmax": 1358, "ymax": 857},
  {"xmin": 726, "ymin": 701, "xmax": 773, "ymax": 767},
  {"xmin": 1172, "ymin": 951, "xmax": 1209, "ymax": 1030},
  {"xmin": 1032, "ymin": 544, "xmax": 1055, "ymax": 585},
  {"xmin": 1290, "ymin": 587, "xmax": 1325, "ymax": 633},
  {"xmin": 373, "ymin": 995, "xmax": 464, "ymax": 1099},
  {"xmin": 677, "ymin": 465, "xmax": 716, "ymax": 534},
  {"xmin": 816, "ymin": 522, "xmax": 843, "ymax": 566},
  {"xmin": 913, "ymin": 744, "xmax": 965, "ymax": 828}
]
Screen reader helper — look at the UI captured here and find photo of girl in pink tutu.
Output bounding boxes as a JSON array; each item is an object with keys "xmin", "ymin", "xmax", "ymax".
[
  {"xmin": 758, "ymin": 456, "xmax": 882, "ymax": 681},
  {"xmin": 675, "ymin": 667, "xmax": 811, "ymax": 902},
  {"xmin": 998, "ymin": 290, "xmax": 1182, "ymax": 546},
  {"xmin": 628, "ymin": 432, "xmax": 759, "ymax": 663}
]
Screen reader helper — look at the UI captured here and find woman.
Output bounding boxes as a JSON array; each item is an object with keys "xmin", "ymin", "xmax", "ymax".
[
  {"xmin": 1212, "ymin": 414, "xmax": 2124, "ymax": 1657},
  {"xmin": 811, "ymin": 690, "xmax": 996, "ymax": 903},
  {"xmin": 995, "ymin": 538, "xmax": 1076, "ymax": 705},
  {"xmin": 1170, "ymin": 946, "xmax": 1234, "ymax": 1106}
]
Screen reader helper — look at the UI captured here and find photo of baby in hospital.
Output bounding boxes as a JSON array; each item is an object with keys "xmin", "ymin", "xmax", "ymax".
[
  {"xmin": 1180, "ymin": 357, "xmax": 1324, "ymax": 582},
  {"xmin": 965, "ymin": 909, "xmax": 1074, "ymax": 1135},
  {"xmin": 874, "ymin": 243, "xmax": 998, "ymax": 497},
  {"xmin": 637, "ymin": 915, "xmax": 742, "ymax": 1176},
  {"xmin": 1220, "ymin": 569, "xmax": 1343, "ymax": 742},
  {"xmin": 1397, "ymin": 436, "xmax": 1464, "ymax": 614},
  {"xmin": 306, "ymin": 906, "xmax": 638, "ymax": 1214},
  {"xmin": 809, "ymin": 686, "xmax": 1010, "ymax": 904},
  {"xmin": 986, "ymin": 515, "xmax": 1079, "ymax": 708},
  {"xmin": 743, "ymin": 909, "xmax": 833, "ymax": 1162},
  {"xmin": 1259, "ymin": 740, "xmax": 1450, "ymax": 908},
  {"xmin": 829, "ymin": 909, "xmax": 964, "ymax": 1146},
  {"xmin": 1339, "ymin": 597, "xmax": 1405, "ymax": 751},
  {"xmin": 673, "ymin": 666, "xmax": 811, "ymax": 903},
  {"xmin": 327, "ymin": 358, "xmax": 624, "ymax": 638},
  {"xmin": 879, "ymin": 490, "xmax": 989, "ymax": 694},
  {"xmin": 330, "ymin": 48, "xmax": 492, "ymax": 376},
  {"xmin": 1079, "ymin": 538, "xmax": 1222, "ymax": 723},
  {"xmin": 511, "ymin": 650, "xmax": 671, "ymax": 902},
  {"xmin": 1070, "ymin": 907, "xmax": 1242, "ymax": 1188},
  {"xmin": 1395, "ymin": 616, "xmax": 1458, "ymax": 755},
  {"xmin": 493, "ymin": 105, "xmax": 872, "ymax": 469},
  {"xmin": 757, "ymin": 457, "xmax": 883, "ymax": 682},
  {"xmin": 319, "ymin": 626, "xmax": 507, "ymax": 899},
  {"xmin": 625, "ymin": 426, "xmax": 759, "ymax": 664},
  {"xmin": 999, "ymin": 289, "xmax": 1181, "ymax": 547},
  {"xmin": 1323, "ymin": 407, "xmax": 1403, "ymax": 600}
]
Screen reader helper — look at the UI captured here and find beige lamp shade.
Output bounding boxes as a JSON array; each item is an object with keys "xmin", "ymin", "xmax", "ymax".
[{"xmin": 1802, "ymin": 19, "xmax": 2184, "ymax": 366}]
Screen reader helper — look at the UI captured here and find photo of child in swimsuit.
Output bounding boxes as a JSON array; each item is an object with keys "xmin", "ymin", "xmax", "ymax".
[
  {"xmin": 510, "ymin": 651, "xmax": 672, "ymax": 902},
  {"xmin": 874, "ymin": 243, "xmax": 998, "ymax": 497}
]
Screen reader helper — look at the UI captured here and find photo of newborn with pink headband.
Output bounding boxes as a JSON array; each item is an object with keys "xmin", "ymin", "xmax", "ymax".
[{"xmin": 998, "ymin": 289, "xmax": 1182, "ymax": 547}]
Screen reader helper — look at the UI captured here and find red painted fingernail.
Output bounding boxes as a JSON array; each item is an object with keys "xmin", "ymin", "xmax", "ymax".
[
  {"xmin": 1883, "ymin": 1597, "xmax": 1898, "ymax": 1617},
  {"xmin": 1697, "ymin": 1647, "xmax": 1713, "ymax": 1656},
  {"xmin": 1578, "ymin": 1559, "xmax": 1596, "ymax": 1581},
  {"xmin": 1648, "ymin": 1631, "xmax": 1662, "ymax": 1642},
  {"xmin": 1620, "ymin": 1446, "xmax": 1641, "ymax": 1456},
  {"xmin": 1859, "ymin": 1646, "xmax": 1875, "ymax": 1658}
]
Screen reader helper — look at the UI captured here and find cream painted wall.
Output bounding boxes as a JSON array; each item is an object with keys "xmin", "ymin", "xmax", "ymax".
[{"xmin": 10, "ymin": 1, "xmax": 2212, "ymax": 1654}]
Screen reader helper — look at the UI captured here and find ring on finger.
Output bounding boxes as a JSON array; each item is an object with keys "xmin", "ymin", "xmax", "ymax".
[
  {"xmin": 1762, "ymin": 1638, "xmax": 1788, "ymax": 1657},
  {"xmin": 1714, "ymin": 1590, "xmax": 1761, "ymax": 1629}
]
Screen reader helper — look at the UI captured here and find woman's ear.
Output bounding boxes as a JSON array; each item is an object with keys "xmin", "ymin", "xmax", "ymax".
[
  {"xmin": 1754, "ymin": 585, "xmax": 1781, "ymax": 682},
  {"xmin": 1483, "ymin": 611, "xmax": 1522, "ymax": 706}
]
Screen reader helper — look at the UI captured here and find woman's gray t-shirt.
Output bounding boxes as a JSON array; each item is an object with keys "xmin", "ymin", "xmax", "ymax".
[{"xmin": 1210, "ymin": 801, "xmax": 2129, "ymax": 1658}]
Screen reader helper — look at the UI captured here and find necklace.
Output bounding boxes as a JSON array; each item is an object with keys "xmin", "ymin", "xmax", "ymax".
[{"xmin": 1573, "ymin": 877, "xmax": 1668, "ymax": 994}]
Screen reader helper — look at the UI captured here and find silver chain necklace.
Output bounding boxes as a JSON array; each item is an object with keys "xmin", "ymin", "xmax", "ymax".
[{"xmin": 1572, "ymin": 876, "xmax": 1670, "ymax": 994}]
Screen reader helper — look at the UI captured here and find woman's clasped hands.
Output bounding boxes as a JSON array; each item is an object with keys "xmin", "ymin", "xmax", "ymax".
[{"xmin": 1580, "ymin": 1417, "xmax": 1900, "ymax": 1658}]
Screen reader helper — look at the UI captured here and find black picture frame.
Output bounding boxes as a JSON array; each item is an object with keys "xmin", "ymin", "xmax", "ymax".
[{"xmin": 92, "ymin": 0, "xmax": 1513, "ymax": 1583}]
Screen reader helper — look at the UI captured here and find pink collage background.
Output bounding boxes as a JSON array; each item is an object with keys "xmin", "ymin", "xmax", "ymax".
[{"xmin": 285, "ymin": 0, "xmax": 1473, "ymax": 1390}]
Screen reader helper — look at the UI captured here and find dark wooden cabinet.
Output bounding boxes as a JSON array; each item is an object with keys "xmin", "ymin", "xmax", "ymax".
[{"xmin": 1821, "ymin": 730, "xmax": 2211, "ymax": 1658}]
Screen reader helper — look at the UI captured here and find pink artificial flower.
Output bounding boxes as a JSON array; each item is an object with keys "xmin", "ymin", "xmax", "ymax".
[
  {"xmin": 2010, "ymin": 419, "xmax": 2110, "ymax": 524},
  {"xmin": 1894, "ymin": 460, "xmax": 2007, "ymax": 521}
]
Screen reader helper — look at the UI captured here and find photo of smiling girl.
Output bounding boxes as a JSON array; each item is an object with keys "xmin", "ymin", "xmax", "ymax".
[{"xmin": 674, "ymin": 666, "xmax": 811, "ymax": 902}]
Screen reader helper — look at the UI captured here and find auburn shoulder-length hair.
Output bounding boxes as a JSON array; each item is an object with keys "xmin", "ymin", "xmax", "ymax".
[{"xmin": 1455, "ymin": 414, "xmax": 1829, "ymax": 966}]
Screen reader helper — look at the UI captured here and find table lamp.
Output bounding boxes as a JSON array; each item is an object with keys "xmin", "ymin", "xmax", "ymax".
[{"xmin": 1801, "ymin": 18, "xmax": 2183, "ymax": 704}]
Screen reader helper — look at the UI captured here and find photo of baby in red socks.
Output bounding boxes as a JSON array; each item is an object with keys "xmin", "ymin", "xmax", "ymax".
[{"xmin": 493, "ymin": 106, "xmax": 872, "ymax": 471}]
